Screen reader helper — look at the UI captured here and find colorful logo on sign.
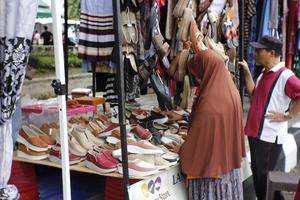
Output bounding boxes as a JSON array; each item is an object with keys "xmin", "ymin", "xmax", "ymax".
[{"xmin": 141, "ymin": 176, "xmax": 162, "ymax": 198}]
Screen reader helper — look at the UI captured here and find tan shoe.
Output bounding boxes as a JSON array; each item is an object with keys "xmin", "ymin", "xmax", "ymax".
[
  {"xmin": 17, "ymin": 143, "xmax": 49, "ymax": 160},
  {"xmin": 174, "ymin": 49, "xmax": 189, "ymax": 82},
  {"xmin": 40, "ymin": 123, "xmax": 59, "ymax": 141},
  {"xmin": 167, "ymin": 52, "xmax": 180, "ymax": 78},
  {"xmin": 17, "ymin": 126, "xmax": 48, "ymax": 152},
  {"xmin": 178, "ymin": 8, "xmax": 194, "ymax": 42},
  {"xmin": 173, "ymin": 0, "xmax": 189, "ymax": 18},
  {"xmin": 179, "ymin": 75, "xmax": 191, "ymax": 109},
  {"xmin": 190, "ymin": 19, "xmax": 206, "ymax": 53},
  {"xmin": 29, "ymin": 124, "xmax": 56, "ymax": 146}
]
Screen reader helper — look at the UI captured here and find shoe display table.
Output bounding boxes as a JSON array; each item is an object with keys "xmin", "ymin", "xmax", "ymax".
[{"xmin": 13, "ymin": 152, "xmax": 149, "ymax": 180}]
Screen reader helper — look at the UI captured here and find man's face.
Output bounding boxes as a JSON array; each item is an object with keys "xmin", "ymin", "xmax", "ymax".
[{"xmin": 255, "ymin": 48, "xmax": 271, "ymax": 65}]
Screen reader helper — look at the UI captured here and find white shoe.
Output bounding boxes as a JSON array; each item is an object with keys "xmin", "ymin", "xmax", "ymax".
[
  {"xmin": 71, "ymin": 126, "xmax": 94, "ymax": 150},
  {"xmin": 68, "ymin": 135, "xmax": 87, "ymax": 157},
  {"xmin": 112, "ymin": 140, "xmax": 163, "ymax": 157},
  {"xmin": 118, "ymin": 159, "xmax": 159, "ymax": 177},
  {"xmin": 84, "ymin": 128, "xmax": 105, "ymax": 147}
]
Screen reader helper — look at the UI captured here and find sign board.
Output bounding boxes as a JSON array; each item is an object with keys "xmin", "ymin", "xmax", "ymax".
[{"xmin": 128, "ymin": 166, "xmax": 188, "ymax": 200}]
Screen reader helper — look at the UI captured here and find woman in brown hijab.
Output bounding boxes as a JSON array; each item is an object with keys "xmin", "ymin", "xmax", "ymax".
[{"xmin": 171, "ymin": 49, "xmax": 245, "ymax": 200}]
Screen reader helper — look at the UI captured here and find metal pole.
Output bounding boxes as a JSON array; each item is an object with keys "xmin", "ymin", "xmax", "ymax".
[
  {"xmin": 92, "ymin": 61, "xmax": 96, "ymax": 97},
  {"xmin": 64, "ymin": 0, "xmax": 69, "ymax": 98},
  {"xmin": 51, "ymin": 0, "xmax": 71, "ymax": 199},
  {"xmin": 112, "ymin": 0, "xmax": 129, "ymax": 199},
  {"xmin": 238, "ymin": 0, "xmax": 244, "ymax": 104}
]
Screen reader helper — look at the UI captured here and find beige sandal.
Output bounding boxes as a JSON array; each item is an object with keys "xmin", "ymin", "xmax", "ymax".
[
  {"xmin": 175, "ymin": 49, "xmax": 189, "ymax": 82},
  {"xmin": 179, "ymin": 75, "xmax": 191, "ymax": 109},
  {"xmin": 178, "ymin": 8, "xmax": 194, "ymax": 42},
  {"xmin": 190, "ymin": 19, "xmax": 206, "ymax": 53},
  {"xmin": 173, "ymin": 0, "xmax": 190, "ymax": 18},
  {"xmin": 128, "ymin": 10, "xmax": 138, "ymax": 44},
  {"xmin": 121, "ymin": 10, "xmax": 132, "ymax": 45}
]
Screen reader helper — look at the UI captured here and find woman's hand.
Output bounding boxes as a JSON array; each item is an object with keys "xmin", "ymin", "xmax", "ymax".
[
  {"xmin": 167, "ymin": 141, "xmax": 182, "ymax": 153},
  {"xmin": 166, "ymin": 111, "xmax": 184, "ymax": 122}
]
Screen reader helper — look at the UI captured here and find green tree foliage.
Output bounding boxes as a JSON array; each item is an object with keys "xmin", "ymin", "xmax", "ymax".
[{"xmin": 68, "ymin": 0, "xmax": 80, "ymax": 20}]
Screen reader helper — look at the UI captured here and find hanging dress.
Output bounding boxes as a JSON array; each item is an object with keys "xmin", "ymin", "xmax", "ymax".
[{"xmin": 78, "ymin": 0, "xmax": 114, "ymax": 61}]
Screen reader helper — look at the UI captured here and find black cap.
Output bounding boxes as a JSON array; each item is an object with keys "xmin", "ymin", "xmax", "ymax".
[{"xmin": 250, "ymin": 35, "xmax": 283, "ymax": 52}]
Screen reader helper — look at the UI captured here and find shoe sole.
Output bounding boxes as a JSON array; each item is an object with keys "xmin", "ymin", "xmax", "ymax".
[
  {"xmin": 69, "ymin": 147, "xmax": 87, "ymax": 157},
  {"xmin": 112, "ymin": 145, "xmax": 163, "ymax": 157},
  {"xmin": 48, "ymin": 155, "xmax": 82, "ymax": 165},
  {"xmin": 85, "ymin": 160, "xmax": 116, "ymax": 173},
  {"xmin": 156, "ymin": 164, "xmax": 172, "ymax": 170},
  {"xmin": 16, "ymin": 136, "xmax": 48, "ymax": 152},
  {"xmin": 161, "ymin": 152, "xmax": 179, "ymax": 162},
  {"xmin": 17, "ymin": 150, "xmax": 48, "ymax": 161},
  {"xmin": 117, "ymin": 165, "xmax": 159, "ymax": 177},
  {"xmin": 153, "ymin": 117, "xmax": 168, "ymax": 124}
]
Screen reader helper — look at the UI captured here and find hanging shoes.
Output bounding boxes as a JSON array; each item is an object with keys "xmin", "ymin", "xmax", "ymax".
[
  {"xmin": 167, "ymin": 52, "xmax": 181, "ymax": 78},
  {"xmin": 174, "ymin": 49, "xmax": 189, "ymax": 82},
  {"xmin": 207, "ymin": 9, "xmax": 219, "ymax": 41},
  {"xmin": 144, "ymin": 5, "xmax": 160, "ymax": 50},
  {"xmin": 173, "ymin": 0, "xmax": 190, "ymax": 18},
  {"xmin": 152, "ymin": 25, "xmax": 170, "ymax": 69},
  {"xmin": 179, "ymin": 75, "xmax": 191, "ymax": 110},
  {"xmin": 178, "ymin": 8, "xmax": 194, "ymax": 42},
  {"xmin": 190, "ymin": 19, "xmax": 206, "ymax": 53},
  {"xmin": 231, "ymin": 27, "xmax": 239, "ymax": 47}
]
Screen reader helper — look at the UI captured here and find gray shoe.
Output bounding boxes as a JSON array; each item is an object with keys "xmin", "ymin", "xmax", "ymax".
[{"xmin": 0, "ymin": 185, "xmax": 19, "ymax": 200}]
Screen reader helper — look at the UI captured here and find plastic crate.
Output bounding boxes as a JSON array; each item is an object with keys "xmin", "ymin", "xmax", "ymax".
[{"xmin": 21, "ymin": 104, "xmax": 96, "ymax": 127}]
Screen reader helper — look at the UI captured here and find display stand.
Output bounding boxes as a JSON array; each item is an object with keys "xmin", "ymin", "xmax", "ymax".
[
  {"xmin": 13, "ymin": 153, "xmax": 149, "ymax": 180},
  {"xmin": 49, "ymin": 0, "xmax": 130, "ymax": 199},
  {"xmin": 51, "ymin": 0, "xmax": 71, "ymax": 199}
]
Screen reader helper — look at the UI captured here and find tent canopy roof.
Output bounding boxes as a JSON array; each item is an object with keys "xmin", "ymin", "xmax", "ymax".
[{"xmin": 37, "ymin": 0, "xmax": 51, "ymax": 18}]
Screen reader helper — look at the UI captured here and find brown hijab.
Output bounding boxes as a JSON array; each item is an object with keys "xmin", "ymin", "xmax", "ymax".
[{"xmin": 180, "ymin": 49, "xmax": 245, "ymax": 178}]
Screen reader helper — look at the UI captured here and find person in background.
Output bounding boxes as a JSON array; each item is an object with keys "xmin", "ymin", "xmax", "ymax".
[
  {"xmin": 41, "ymin": 26, "xmax": 53, "ymax": 45},
  {"xmin": 239, "ymin": 35, "xmax": 300, "ymax": 200},
  {"xmin": 32, "ymin": 30, "xmax": 40, "ymax": 45},
  {"xmin": 170, "ymin": 49, "xmax": 245, "ymax": 200}
]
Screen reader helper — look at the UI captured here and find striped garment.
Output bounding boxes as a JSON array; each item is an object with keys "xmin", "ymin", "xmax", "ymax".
[
  {"xmin": 79, "ymin": 0, "xmax": 115, "ymax": 61},
  {"xmin": 188, "ymin": 168, "xmax": 243, "ymax": 200},
  {"xmin": 103, "ymin": 74, "xmax": 118, "ymax": 107}
]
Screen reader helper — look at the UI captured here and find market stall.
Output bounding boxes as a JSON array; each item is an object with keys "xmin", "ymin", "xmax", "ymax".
[
  {"xmin": 6, "ymin": 0, "xmax": 300, "ymax": 199},
  {"xmin": 10, "ymin": 0, "xmax": 245, "ymax": 199}
]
